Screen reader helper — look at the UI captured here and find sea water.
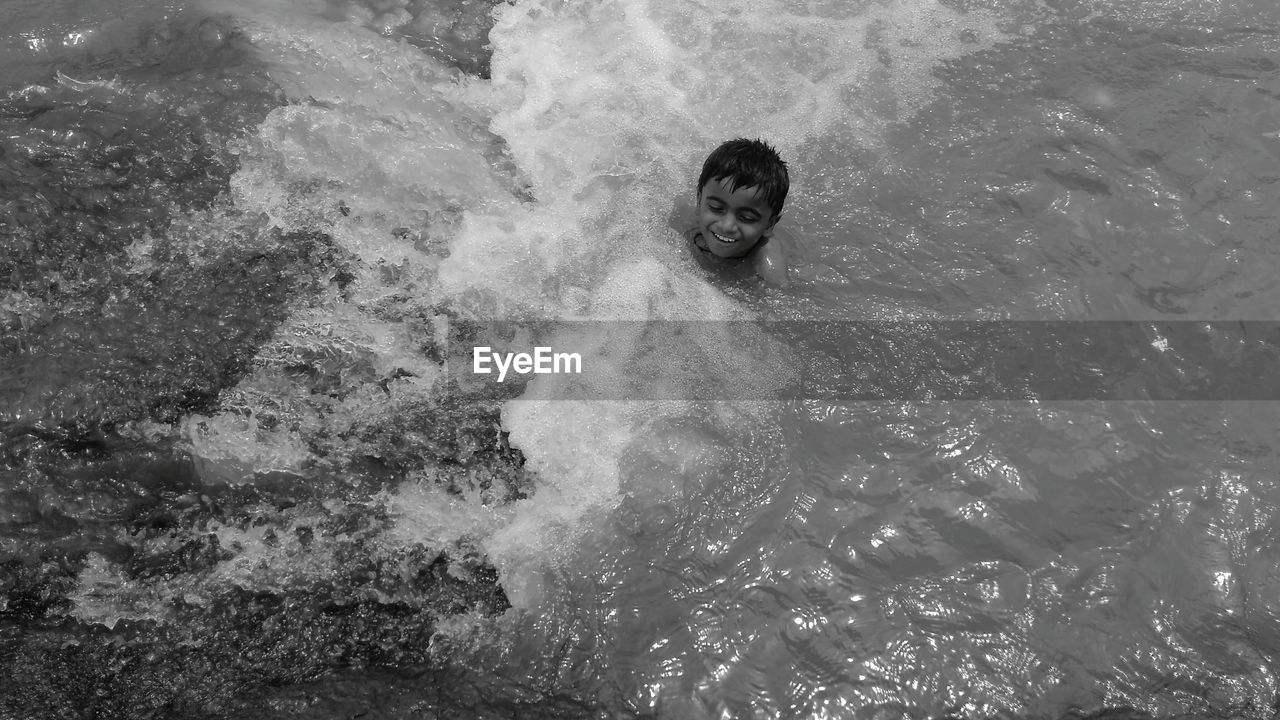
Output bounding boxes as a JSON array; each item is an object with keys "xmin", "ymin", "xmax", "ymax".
[{"xmin": 3, "ymin": 0, "xmax": 1280, "ymax": 717}]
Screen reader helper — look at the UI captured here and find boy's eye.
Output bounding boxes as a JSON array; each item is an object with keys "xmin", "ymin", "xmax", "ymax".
[{"xmin": 738, "ymin": 213, "xmax": 760, "ymax": 224}]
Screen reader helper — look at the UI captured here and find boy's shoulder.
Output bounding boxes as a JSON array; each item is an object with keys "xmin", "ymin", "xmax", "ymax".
[{"xmin": 751, "ymin": 235, "xmax": 790, "ymax": 288}]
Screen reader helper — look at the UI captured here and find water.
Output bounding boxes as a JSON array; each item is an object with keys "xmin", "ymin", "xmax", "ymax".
[{"xmin": 3, "ymin": 0, "xmax": 1280, "ymax": 717}]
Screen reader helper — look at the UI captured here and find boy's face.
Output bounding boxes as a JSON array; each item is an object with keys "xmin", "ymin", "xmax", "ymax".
[{"xmin": 696, "ymin": 176, "xmax": 778, "ymax": 259}]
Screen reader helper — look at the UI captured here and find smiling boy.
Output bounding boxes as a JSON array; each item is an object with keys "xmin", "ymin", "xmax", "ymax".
[{"xmin": 687, "ymin": 138, "xmax": 791, "ymax": 287}]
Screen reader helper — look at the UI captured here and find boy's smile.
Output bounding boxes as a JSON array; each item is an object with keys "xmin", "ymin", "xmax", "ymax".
[{"xmin": 696, "ymin": 176, "xmax": 778, "ymax": 259}]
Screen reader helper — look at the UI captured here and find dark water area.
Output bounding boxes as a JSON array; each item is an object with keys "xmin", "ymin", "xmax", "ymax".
[
  {"xmin": 0, "ymin": 10, "xmax": 530, "ymax": 719},
  {"xmin": 0, "ymin": 14, "xmax": 294, "ymax": 428},
  {"xmin": 1, "ymin": 422, "xmax": 529, "ymax": 717}
]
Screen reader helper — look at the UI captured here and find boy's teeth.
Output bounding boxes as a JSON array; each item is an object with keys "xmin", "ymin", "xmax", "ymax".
[{"xmin": 714, "ymin": 232, "xmax": 736, "ymax": 243}]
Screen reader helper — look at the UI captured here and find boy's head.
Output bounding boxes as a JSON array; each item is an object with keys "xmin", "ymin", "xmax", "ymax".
[{"xmin": 695, "ymin": 138, "xmax": 789, "ymax": 259}]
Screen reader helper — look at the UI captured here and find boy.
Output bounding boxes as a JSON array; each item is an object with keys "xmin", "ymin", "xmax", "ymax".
[{"xmin": 686, "ymin": 138, "xmax": 790, "ymax": 287}]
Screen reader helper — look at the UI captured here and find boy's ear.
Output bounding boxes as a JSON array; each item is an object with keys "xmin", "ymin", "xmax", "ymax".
[{"xmin": 763, "ymin": 211, "xmax": 781, "ymax": 238}]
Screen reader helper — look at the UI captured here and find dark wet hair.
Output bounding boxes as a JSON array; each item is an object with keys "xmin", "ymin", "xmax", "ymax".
[{"xmin": 697, "ymin": 138, "xmax": 789, "ymax": 218}]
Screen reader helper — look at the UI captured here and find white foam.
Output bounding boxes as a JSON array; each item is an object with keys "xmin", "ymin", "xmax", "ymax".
[
  {"xmin": 467, "ymin": 0, "xmax": 1012, "ymax": 605},
  {"xmin": 185, "ymin": 0, "xmax": 1017, "ymax": 610},
  {"xmin": 182, "ymin": 411, "xmax": 312, "ymax": 484}
]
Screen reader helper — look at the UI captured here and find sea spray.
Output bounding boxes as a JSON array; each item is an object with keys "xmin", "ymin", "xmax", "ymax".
[
  {"xmin": 191, "ymin": 0, "xmax": 1026, "ymax": 680},
  {"xmin": 457, "ymin": 0, "xmax": 1012, "ymax": 614},
  {"xmin": 182, "ymin": 0, "xmax": 1015, "ymax": 603},
  {"xmin": 27, "ymin": 0, "xmax": 536, "ymax": 633},
  {"xmin": 86, "ymin": 0, "xmax": 1020, "ymax": 706}
]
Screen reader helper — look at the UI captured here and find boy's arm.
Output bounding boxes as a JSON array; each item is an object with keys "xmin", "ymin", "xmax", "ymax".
[{"xmin": 751, "ymin": 238, "xmax": 790, "ymax": 288}]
